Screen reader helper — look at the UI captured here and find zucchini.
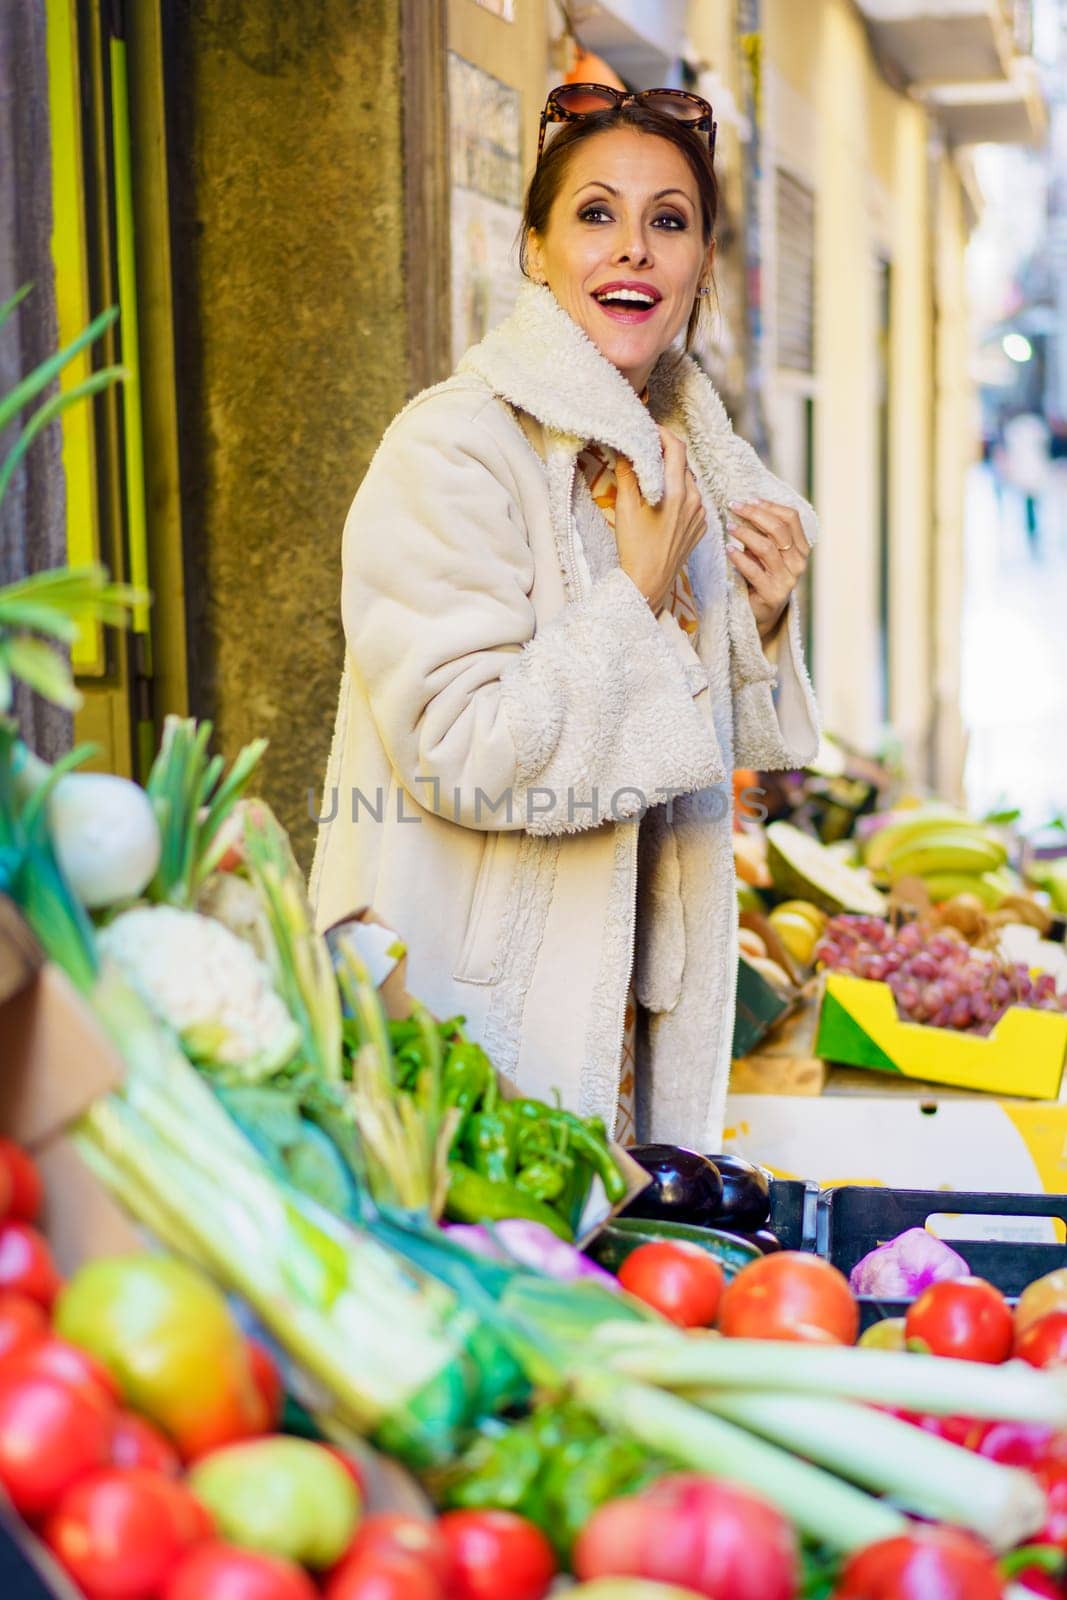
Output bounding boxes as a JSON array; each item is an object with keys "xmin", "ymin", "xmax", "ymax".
[{"xmin": 587, "ymin": 1216, "xmax": 761, "ymax": 1280}]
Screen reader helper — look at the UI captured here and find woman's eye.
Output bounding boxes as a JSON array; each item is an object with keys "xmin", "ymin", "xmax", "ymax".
[
  {"xmin": 579, "ymin": 205, "xmax": 613, "ymax": 224},
  {"xmin": 653, "ymin": 212, "xmax": 687, "ymax": 230}
]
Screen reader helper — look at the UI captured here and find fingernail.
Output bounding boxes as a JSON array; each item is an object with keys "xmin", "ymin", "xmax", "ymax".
[
  {"xmin": 727, "ymin": 500, "xmax": 746, "ymax": 511},
  {"xmin": 726, "ymin": 536, "xmax": 744, "ymax": 552}
]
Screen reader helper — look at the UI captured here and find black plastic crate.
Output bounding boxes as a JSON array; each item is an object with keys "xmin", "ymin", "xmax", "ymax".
[
  {"xmin": 819, "ymin": 1186, "xmax": 1067, "ymax": 1328},
  {"xmin": 768, "ymin": 1178, "xmax": 820, "ymax": 1252}
]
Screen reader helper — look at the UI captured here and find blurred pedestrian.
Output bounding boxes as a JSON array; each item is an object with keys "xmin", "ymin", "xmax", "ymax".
[{"xmin": 1002, "ymin": 410, "xmax": 1051, "ymax": 555}]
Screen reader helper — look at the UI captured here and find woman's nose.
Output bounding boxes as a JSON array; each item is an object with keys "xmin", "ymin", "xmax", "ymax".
[{"xmin": 615, "ymin": 231, "xmax": 652, "ymax": 268}]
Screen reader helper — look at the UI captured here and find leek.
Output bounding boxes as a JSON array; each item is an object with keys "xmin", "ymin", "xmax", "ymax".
[
  {"xmin": 574, "ymin": 1369, "xmax": 907, "ymax": 1553},
  {"xmin": 145, "ymin": 716, "xmax": 267, "ymax": 908},
  {"xmin": 600, "ymin": 1328, "xmax": 1067, "ymax": 1426},
  {"xmin": 700, "ymin": 1391, "xmax": 1045, "ymax": 1551}
]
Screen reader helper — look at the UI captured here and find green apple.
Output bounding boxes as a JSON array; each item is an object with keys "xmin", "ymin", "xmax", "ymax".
[{"xmin": 189, "ymin": 1435, "xmax": 360, "ymax": 1569}]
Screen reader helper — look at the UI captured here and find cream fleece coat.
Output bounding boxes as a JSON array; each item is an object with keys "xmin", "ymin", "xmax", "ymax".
[{"xmin": 310, "ymin": 284, "xmax": 819, "ymax": 1148}]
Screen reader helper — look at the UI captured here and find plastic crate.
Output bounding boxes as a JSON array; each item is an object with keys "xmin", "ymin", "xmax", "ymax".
[
  {"xmin": 768, "ymin": 1178, "xmax": 820, "ymax": 1252},
  {"xmin": 818, "ymin": 1185, "xmax": 1067, "ymax": 1328}
]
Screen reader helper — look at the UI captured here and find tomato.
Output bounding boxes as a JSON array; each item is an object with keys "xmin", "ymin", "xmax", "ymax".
[
  {"xmin": 1016, "ymin": 1269, "xmax": 1067, "ymax": 1337},
  {"xmin": 831, "ymin": 1526, "xmax": 1002, "ymax": 1600},
  {"xmin": 325, "ymin": 1552, "xmax": 444, "ymax": 1600},
  {"xmin": 1018, "ymin": 1311, "xmax": 1067, "ymax": 1370},
  {"xmin": 0, "ymin": 1220, "xmax": 61, "ymax": 1308},
  {"xmin": 190, "ymin": 1435, "xmax": 360, "ymax": 1569},
  {"xmin": 717, "ymin": 1252, "xmax": 858, "ymax": 1345},
  {"xmin": 0, "ymin": 1290, "xmax": 48, "ymax": 1363},
  {"xmin": 1033, "ymin": 1459, "xmax": 1067, "ymax": 1548},
  {"xmin": 974, "ymin": 1420, "xmax": 1060, "ymax": 1467},
  {"xmin": 333, "ymin": 1513, "xmax": 450, "ymax": 1586},
  {"xmin": 904, "ymin": 1277, "xmax": 1013, "ymax": 1363},
  {"xmin": 45, "ymin": 1467, "xmax": 209, "ymax": 1598},
  {"xmin": 162, "ymin": 1541, "xmax": 319, "ymax": 1600},
  {"xmin": 617, "ymin": 1242, "xmax": 725, "ymax": 1328},
  {"xmin": 0, "ymin": 1140, "xmax": 43, "ymax": 1223},
  {"xmin": 247, "ymin": 1338, "xmax": 284, "ymax": 1428},
  {"xmin": 0, "ymin": 1370, "xmax": 112, "ymax": 1514},
  {"xmin": 438, "ymin": 1509, "xmax": 556, "ymax": 1600},
  {"xmin": 6, "ymin": 1336, "xmax": 121, "ymax": 1408},
  {"xmin": 111, "ymin": 1409, "xmax": 182, "ymax": 1476},
  {"xmin": 573, "ymin": 1473, "xmax": 798, "ymax": 1600},
  {"xmin": 1013, "ymin": 1570, "xmax": 1063, "ymax": 1599}
]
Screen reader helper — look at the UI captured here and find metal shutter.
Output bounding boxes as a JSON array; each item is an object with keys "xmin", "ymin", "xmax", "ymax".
[{"xmin": 775, "ymin": 168, "xmax": 816, "ymax": 373}]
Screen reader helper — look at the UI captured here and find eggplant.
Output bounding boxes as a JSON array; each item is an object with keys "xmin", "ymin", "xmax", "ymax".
[
  {"xmin": 704, "ymin": 1152, "xmax": 772, "ymax": 1231},
  {"xmin": 740, "ymin": 1227, "xmax": 782, "ymax": 1255},
  {"xmin": 622, "ymin": 1144, "xmax": 724, "ymax": 1227}
]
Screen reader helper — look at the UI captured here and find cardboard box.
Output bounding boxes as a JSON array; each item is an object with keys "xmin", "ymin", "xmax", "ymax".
[
  {"xmin": 725, "ymin": 1071, "xmax": 1067, "ymax": 1197},
  {"xmin": 327, "ymin": 910, "xmax": 649, "ymax": 1241},
  {"xmin": 815, "ymin": 970, "xmax": 1067, "ymax": 1099},
  {"xmin": 0, "ymin": 899, "xmax": 139, "ymax": 1275}
]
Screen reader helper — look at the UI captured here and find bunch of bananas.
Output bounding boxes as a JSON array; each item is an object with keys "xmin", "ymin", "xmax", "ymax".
[{"xmin": 863, "ymin": 807, "xmax": 1015, "ymax": 908}]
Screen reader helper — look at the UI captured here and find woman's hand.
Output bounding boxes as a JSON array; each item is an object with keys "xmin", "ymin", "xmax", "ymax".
[
  {"xmin": 725, "ymin": 499, "xmax": 810, "ymax": 642},
  {"xmin": 615, "ymin": 427, "xmax": 707, "ymax": 614}
]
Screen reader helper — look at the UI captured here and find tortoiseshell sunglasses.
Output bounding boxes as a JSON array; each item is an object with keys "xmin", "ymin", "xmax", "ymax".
[{"xmin": 537, "ymin": 84, "xmax": 717, "ymax": 165}]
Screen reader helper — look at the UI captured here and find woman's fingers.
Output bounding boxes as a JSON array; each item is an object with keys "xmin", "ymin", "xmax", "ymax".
[{"xmin": 729, "ymin": 498, "xmax": 810, "ymax": 559}]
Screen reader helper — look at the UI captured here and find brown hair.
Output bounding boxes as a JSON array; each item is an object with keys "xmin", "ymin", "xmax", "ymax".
[{"xmin": 519, "ymin": 104, "xmax": 719, "ymax": 348}]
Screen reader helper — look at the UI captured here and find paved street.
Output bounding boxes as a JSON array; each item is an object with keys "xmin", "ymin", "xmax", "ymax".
[{"xmin": 962, "ymin": 462, "xmax": 1067, "ymax": 828}]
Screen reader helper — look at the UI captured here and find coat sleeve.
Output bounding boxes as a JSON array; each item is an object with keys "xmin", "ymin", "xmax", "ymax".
[
  {"xmin": 717, "ymin": 429, "xmax": 821, "ymax": 770},
  {"xmin": 342, "ymin": 393, "xmax": 725, "ymax": 836}
]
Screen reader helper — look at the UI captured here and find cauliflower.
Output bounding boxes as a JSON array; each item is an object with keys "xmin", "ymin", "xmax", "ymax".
[{"xmin": 98, "ymin": 904, "xmax": 301, "ymax": 1078}]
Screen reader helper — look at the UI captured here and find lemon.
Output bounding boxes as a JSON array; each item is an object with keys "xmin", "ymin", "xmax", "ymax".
[
  {"xmin": 772, "ymin": 899, "xmax": 827, "ymax": 935},
  {"xmin": 768, "ymin": 909, "xmax": 819, "ymax": 965}
]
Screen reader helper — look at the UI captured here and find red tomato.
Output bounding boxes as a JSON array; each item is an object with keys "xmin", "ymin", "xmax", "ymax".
[
  {"xmin": 6, "ymin": 1337, "xmax": 120, "ymax": 1408},
  {"xmin": 0, "ymin": 1221, "xmax": 61, "ymax": 1308},
  {"xmin": 0, "ymin": 1140, "xmax": 43, "ymax": 1223},
  {"xmin": 1033, "ymin": 1459, "xmax": 1067, "ymax": 1548},
  {"xmin": 1014, "ymin": 1571, "xmax": 1063, "ymax": 1599},
  {"xmin": 163, "ymin": 1541, "xmax": 319, "ymax": 1600},
  {"xmin": 905, "ymin": 1277, "xmax": 1014, "ymax": 1364},
  {"xmin": 110, "ymin": 1409, "xmax": 182, "ymax": 1477},
  {"xmin": 0, "ymin": 1370, "xmax": 112, "ymax": 1515},
  {"xmin": 717, "ymin": 1252, "xmax": 859, "ymax": 1345},
  {"xmin": 1017, "ymin": 1311, "xmax": 1067, "ymax": 1370},
  {"xmin": 832, "ymin": 1527, "xmax": 1003, "ymax": 1599},
  {"xmin": 883, "ymin": 1408, "xmax": 984, "ymax": 1449},
  {"xmin": 617, "ymin": 1242, "xmax": 725, "ymax": 1328},
  {"xmin": 45, "ymin": 1467, "xmax": 208, "ymax": 1598},
  {"xmin": 333, "ymin": 1512, "xmax": 449, "ymax": 1586},
  {"xmin": 325, "ymin": 1552, "xmax": 444, "ymax": 1600},
  {"xmin": 974, "ymin": 1420, "xmax": 1059, "ymax": 1467},
  {"xmin": 573, "ymin": 1473, "xmax": 798, "ymax": 1600},
  {"xmin": 247, "ymin": 1338, "xmax": 284, "ymax": 1428},
  {"xmin": 0, "ymin": 1290, "xmax": 48, "ymax": 1363},
  {"xmin": 438, "ymin": 1509, "xmax": 556, "ymax": 1600}
]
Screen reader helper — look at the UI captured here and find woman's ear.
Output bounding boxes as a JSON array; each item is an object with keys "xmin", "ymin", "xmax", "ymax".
[{"xmin": 526, "ymin": 231, "xmax": 546, "ymax": 286}]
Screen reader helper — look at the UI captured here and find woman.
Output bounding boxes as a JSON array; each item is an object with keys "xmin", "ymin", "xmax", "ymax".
[{"xmin": 311, "ymin": 88, "xmax": 819, "ymax": 1150}]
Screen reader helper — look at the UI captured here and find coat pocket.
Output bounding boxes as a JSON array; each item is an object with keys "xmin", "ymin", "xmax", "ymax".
[{"xmin": 452, "ymin": 831, "xmax": 513, "ymax": 985}]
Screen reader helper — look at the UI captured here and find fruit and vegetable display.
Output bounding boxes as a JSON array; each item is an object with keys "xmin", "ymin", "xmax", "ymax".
[{"xmin": 815, "ymin": 915, "xmax": 1067, "ymax": 1034}]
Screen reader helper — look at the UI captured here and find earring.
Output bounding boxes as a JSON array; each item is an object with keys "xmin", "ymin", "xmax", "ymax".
[{"xmin": 698, "ymin": 284, "xmax": 711, "ymax": 297}]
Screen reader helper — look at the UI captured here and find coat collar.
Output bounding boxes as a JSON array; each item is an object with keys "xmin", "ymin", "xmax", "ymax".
[{"xmin": 458, "ymin": 282, "xmax": 703, "ymax": 506}]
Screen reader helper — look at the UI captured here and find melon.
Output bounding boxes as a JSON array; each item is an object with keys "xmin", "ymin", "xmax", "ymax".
[{"xmin": 766, "ymin": 821, "xmax": 887, "ymax": 916}]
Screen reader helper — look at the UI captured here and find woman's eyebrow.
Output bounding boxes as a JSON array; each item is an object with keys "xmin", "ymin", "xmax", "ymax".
[
  {"xmin": 654, "ymin": 188, "xmax": 693, "ymax": 203},
  {"xmin": 573, "ymin": 181, "xmax": 619, "ymax": 196}
]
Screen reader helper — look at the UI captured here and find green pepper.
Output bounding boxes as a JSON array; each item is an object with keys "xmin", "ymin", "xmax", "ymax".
[
  {"xmin": 515, "ymin": 1159, "xmax": 567, "ymax": 1202},
  {"xmin": 551, "ymin": 1109, "xmax": 628, "ymax": 1204},
  {"xmin": 440, "ymin": 1423, "xmax": 542, "ymax": 1512},
  {"xmin": 442, "ymin": 1040, "xmax": 495, "ymax": 1134},
  {"xmin": 445, "ymin": 1162, "xmax": 574, "ymax": 1240},
  {"xmin": 464, "ymin": 1110, "xmax": 517, "ymax": 1185}
]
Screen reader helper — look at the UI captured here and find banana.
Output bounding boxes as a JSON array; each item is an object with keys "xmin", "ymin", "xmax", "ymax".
[
  {"xmin": 886, "ymin": 829, "xmax": 1007, "ymax": 880},
  {"xmin": 863, "ymin": 806, "xmax": 970, "ymax": 873},
  {"xmin": 921, "ymin": 870, "xmax": 1015, "ymax": 909}
]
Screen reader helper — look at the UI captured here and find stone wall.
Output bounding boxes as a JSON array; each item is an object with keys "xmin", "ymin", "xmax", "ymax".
[{"xmin": 166, "ymin": 0, "xmax": 409, "ymax": 863}]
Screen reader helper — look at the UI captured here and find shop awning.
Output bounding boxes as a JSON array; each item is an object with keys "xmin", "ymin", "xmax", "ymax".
[{"xmin": 854, "ymin": 0, "xmax": 1018, "ymax": 85}]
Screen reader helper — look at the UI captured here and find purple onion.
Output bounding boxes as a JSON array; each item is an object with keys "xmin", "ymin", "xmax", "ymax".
[
  {"xmin": 849, "ymin": 1227, "xmax": 971, "ymax": 1298},
  {"xmin": 443, "ymin": 1220, "xmax": 618, "ymax": 1288}
]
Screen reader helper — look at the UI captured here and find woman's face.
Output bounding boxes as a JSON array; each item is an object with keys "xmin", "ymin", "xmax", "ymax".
[{"xmin": 527, "ymin": 128, "xmax": 713, "ymax": 394}]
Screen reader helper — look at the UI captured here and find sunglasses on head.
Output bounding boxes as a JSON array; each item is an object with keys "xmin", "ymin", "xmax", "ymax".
[{"xmin": 537, "ymin": 83, "xmax": 717, "ymax": 165}]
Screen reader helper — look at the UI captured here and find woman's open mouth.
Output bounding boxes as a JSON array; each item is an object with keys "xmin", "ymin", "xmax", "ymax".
[{"xmin": 591, "ymin": 282, "xmax": 662, "ymax": 324}]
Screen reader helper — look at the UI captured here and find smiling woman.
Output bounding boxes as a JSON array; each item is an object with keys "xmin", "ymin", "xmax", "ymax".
[{"xmin": 311, "ymin": 91, "xmax": 820, "ymax": 1152}]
